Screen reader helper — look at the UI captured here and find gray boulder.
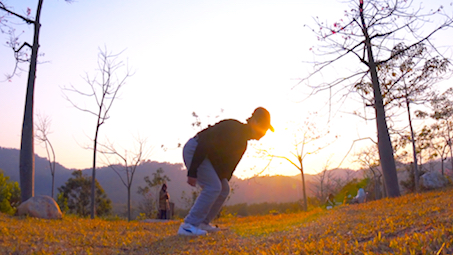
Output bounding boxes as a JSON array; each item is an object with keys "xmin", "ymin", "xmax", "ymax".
[
  {"xmin": 420, "ymin": 171, "xmax": 449, "ymax": 190},
  {"xmin": 17, "ymin": 195, "xmax": 63, "ymax": 219}
]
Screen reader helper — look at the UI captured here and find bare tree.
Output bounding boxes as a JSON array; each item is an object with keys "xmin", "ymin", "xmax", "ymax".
[
  {"xmin": 1, "ymin": 0, "xmax": 43, "ymax": 202},
  {"xmin": 99, "ymin": 137, "xmax": 152, "ymax": 221},
  {"xmin": 1, "ymin": 0, "xmax": 72, "ymax": 202},
  {"xmin": 311, "ymin": 159, "xmax": 338, "ymax": 203},
  {"xmin": 414, "ymin": 123, "xmax": 449, "ymax": 175},
  {"xmin": 313, "ymin": 168, "xmax": 329, "ymax": 202},
  {"xmin": 357, "ymin": 43, "xmax": 450, "ymax": 192},
  {"xmin": 35, "ymin": 114, "xmax": 56, "ymax": 198},
  {"xmin": 301, "ymin": 0, "xmax": 453, "ymax": 197},
  {"xmin": 354, "ymin": 145, "xmax": 383, "ymax": 200},
  {"xmin": 63, "ymin": 47, "xmax": 132, "ymax": 219},
  {"xmin": 417, "ymin": 88, "xmax": 453, "ymax": 175},
  {"xmin": 413, "ymin": 126, "xmax": 433, "ymax": 173},
  {"xmin": 393, "ymin": 125, "xmax": 438, "ymax": 191},
  {"xmin": 262, "ymin": 115, "xmax": 336, "ymax": 211}
]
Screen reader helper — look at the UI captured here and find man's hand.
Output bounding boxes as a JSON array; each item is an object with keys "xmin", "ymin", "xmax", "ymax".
[{"xmin": 187, "ymin": 176, "xmax": 197, "ymax": 187}]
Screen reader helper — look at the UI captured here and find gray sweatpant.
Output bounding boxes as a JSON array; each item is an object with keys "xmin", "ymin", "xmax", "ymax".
[{"xmin": 182, "ymin": 137, "xmax": 230, "ymax": 226}]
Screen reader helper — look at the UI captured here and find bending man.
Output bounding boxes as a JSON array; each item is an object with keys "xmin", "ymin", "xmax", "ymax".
[{"xmin": 178, "ymin": 107, "xmax": 274, "ymax": 236}]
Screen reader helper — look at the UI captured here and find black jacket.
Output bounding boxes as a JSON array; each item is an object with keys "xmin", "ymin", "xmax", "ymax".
[{"xmin": 187, "ymin": 119, "xmax": 252, "ymax": 180}]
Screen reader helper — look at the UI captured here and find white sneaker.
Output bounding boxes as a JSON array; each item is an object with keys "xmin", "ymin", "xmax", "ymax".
[
  {"xmin": 199, "ymin": 223, "xmax": 221, "ymax": 232},
  {"xmin": 177, "ymin": 223, "xmax": 207, "ymax": 236}
]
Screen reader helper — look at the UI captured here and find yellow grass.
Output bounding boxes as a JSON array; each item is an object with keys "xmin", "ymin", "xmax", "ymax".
[{"xmin": 1, "ymin": 188, "xmax": 452, "ymax": 254}]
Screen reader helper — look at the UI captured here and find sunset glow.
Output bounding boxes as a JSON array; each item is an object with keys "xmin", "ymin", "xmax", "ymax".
[{"xmin": 1, "ymin": 0, "xmax": 452, "ymax": 180}]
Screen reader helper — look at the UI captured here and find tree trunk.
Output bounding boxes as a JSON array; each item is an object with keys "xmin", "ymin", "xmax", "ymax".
[
  {"xmin": 90, "ymin": 123, "xmax": 100, "ymax": 219},
  {"xmin": 127, "ymin": 186, "xmax": 131, "ymax": 221},
  {"xmin": 300, "ymin": 166, "xmax": 308, "ymax": 211},
  {"xmin": 406, "ymin": 96, "xmax": 419, "ymax": 192},
  {"xmin": 45, "ymin": 140, "xmax": 56, "ymax": 198},
  {"xmin": 374, "ymin": 176, "xmax": 380, "ymax": 200},
  {"xmin": 369, "ymin": 168, "xmax": 380, "ymax": 200},
  {"xmin": 359, "ymin": 0, "xmax": 400, "ymax": 197},
  {"xmin": 368, "ymin": 49, "xmax": 400, "ymax": 198},
  {"xmin": 19, "ymin": 0, "xmax": 44, "ymax": 202},
  {"xmin": 441, "ymin": 156, "xmax": 445, "ymax": 176},
  {"xmin": 51, "ymin": 172, "xmax": 55, "ymax": 198},
  {"xmin": 447, "ymin": 122, "xmax": 453, "ymax": 174},
  {"xmin": 50, "ymin": 142, "xmax": 56, "ymax": 198}
]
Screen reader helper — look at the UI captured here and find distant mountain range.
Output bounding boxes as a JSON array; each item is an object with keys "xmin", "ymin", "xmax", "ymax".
[{"xmin": 0, "ymin": 147, "xmax": 362, "ymax": 210}]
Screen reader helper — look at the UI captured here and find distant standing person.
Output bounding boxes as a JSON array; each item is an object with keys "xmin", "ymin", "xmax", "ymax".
[
  {"xmin": 178, "ymin": 107, "xmax": 274, "ymax": 236},
  {"xmin": 158, "ymin": 183, "xmax": 170, "ymax": 220}
]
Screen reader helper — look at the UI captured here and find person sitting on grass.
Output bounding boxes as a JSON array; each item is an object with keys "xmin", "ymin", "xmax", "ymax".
[{"xmin": 325, "ymin": 193, "xmax": 335, "ymax": 209}]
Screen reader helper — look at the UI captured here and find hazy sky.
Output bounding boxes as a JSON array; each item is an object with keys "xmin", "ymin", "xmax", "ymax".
[{"xmin": 1, "ymin": 0, "xmax": 452, "ymax": 179}]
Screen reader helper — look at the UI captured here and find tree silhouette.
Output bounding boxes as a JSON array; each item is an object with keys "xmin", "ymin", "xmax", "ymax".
[
  {"xmin": 356, "ymin": 43, "xmax": 450, "ymax": 192},
  {"xmin": 417, "ymin": 88, "xmax": 453, "ymax": 175},
  {"xmin": 63, "ymin": 47, "xmax": 132, "ymax": 219},
  {"xmin": 99, "ymin": 137, "xmax": 152, "ymax": 221},
  {"xmin": 1, "ymin": 0, "xmax": 72, "ymax": 202},
  {"xmin": 35, "ymin": 114, "xmax": 56, "ymax": 198},
  {"xmin": 261, "ymin": 115, "xmax": 336, "ymax": 211},
  {"xmin": 354, "ymin": 145, "xmax": 383, "ymax": 199},
  {"xmin": 301, "ymin": 0, "xmax": 453, "ymax": 197}
]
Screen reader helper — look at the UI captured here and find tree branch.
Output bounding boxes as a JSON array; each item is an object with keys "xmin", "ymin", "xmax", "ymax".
[{"xmin": 0, "ymin": 4, "xmax": 35, "ymax": 24}]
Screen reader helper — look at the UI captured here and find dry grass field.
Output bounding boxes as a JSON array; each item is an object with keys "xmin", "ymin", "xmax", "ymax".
[{"xmin": 1, "ymin": 187, "xmax": 452, "ymax": 254}]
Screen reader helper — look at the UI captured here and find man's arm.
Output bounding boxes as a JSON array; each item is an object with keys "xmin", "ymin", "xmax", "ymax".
[
  {"xmin": 187, "ymin": 136, "xmax": 209, "ymax": 179},
  {"xmin": 187, "ymin": 176, "xmax": 197, "ymax": 187}
]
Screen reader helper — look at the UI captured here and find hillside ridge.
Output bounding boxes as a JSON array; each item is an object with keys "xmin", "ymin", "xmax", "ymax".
[{"xmin": 0, "ymin": 147, "xmax": 360, "ymax": 209}]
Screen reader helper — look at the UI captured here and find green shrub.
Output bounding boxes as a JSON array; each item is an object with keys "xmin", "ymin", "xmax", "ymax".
[{"xmin": 0, "ymin": 170, "xmax": 21, "ymax": 215}]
